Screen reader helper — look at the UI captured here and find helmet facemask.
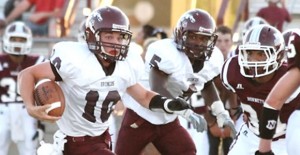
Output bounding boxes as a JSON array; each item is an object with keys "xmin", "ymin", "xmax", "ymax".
[
  {"xmin": 238, "ymin": 45, "xmax": 283, "ymax": 78},
  {"xmin": 238, "ymin": 24, "xmax": 285, "ymax": 78}
]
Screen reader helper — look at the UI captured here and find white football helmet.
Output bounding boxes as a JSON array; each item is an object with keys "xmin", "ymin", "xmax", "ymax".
[
  {"xmin": 2, "ymin": 21, "xmax": 32, "ymax": 55},
  {"xmin": 238, "ymin": 24, "xmax": 285, "ymax": 78},
  {"xmin": 242, "ymin": 17, "xmax": 269, "ymax": 36}
]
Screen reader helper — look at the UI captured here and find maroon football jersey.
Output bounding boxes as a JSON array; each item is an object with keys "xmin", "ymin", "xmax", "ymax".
[
  {"xmin": 286, "ymin": 32, "xmax": 300, "ymax": 70},
  {"xmin": 287, "ymin": 38, "xmax": 300, "ymax": 69},
  {"xmin": 221, "ymin": 56, "xmax": 300, "ymax": 136},
  {"xmin": 0, "ymin": 54, "xmax": 45, "ymax": 104}
]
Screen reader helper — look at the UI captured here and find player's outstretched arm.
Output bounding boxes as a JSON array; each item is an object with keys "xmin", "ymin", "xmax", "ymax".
[
  {"xmin": 127, "ymin": 83, "xmax": 207, "ymax": 132},
  {"xmin": 202, "ymin": 80, "xmax": 237, "ymax": 137},
  {"xmin": 257, "ymin": 67, "xmax": 300, "ymax": 153}
]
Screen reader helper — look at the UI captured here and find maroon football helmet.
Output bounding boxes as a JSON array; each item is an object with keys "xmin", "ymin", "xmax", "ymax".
[
  {"xmin": 174, "ymin": 9, "xmax": 217, "ymax": 61},
  {"xmin": 85, "ymin": 6, "xmax": 132, "ymax": 61},
  {"xmin": 239, "ymin": 24, "xmax": 285, "ymax": 78}
]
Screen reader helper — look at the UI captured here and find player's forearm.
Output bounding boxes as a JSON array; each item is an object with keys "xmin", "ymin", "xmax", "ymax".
[
  {"xmin": 201, "ymin": 80, "xmax": 221, "ymax": 107},
  {"xmin": 18, "ymin": 68, "xmax": 36, "ymax": 108},
  {"xmin": 265, "ymin": 67, "xmax": 300, "ymax": 110},
  {"xmin": 259, "ymin": 139, "xmax": 272, "ymax": 153}
]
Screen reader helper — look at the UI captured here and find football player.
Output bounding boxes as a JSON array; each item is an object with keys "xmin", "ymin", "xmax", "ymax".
[
  {"xmin": 232, "ymin": 16, "xmax": 269, "ymax": 56},
  {"xmin": 0, "ymin": 21, "xmax": 45, "ymax": 155},
  {"xmin": 221, "ymin": 24, "xmax": 300, "ymax": 155},
  {"xmin": 242, "ymin": 17, "xmax": 269, "ymax": 36},
  {"xmin": 115, "ymin": 9, "xmax": 235, "ymax": 155},
  {"xmin": 17, "ymin": 6, "xmax": 205, "ymax": 155},
  {"xmin": 257, "ymin": 29, "xmax": 300, "ymax": 155},
  {"xmin": 77, "ymin": 18, "xmax": 86, "ymax": 43}
]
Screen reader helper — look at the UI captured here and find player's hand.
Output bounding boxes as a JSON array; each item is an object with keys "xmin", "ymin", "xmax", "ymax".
[
  {"xmin": 175, "ymin": 109, "xmax": 207, "ymax": 132},
  {"xmin": 211, "ymin": 101, "xmax": 237, "ymax": 138},
  {"xmin": 209, "ymin": 123, "xmax": 232, "ymax": 138},
  {"xmin": 216, "ymin": 110, "xmax": 237, "ymax": 138},
  {"xmin": 26, "ymin": 104, "xmax": 61, "ymax": 122},
  {"xmin": 180, "ymin": 84, "xmax": 197, "ymax": 100},
  {"xmin": 254, "ymin": 150, "xmax": 274, "ymax": 155},
  {"xmin": 229, "ymin": 106, "xmax": 243, "ymax": 121}
]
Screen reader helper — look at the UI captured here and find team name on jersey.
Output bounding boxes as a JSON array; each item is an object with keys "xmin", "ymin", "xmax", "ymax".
[
  {"xmin": 101, "ymin": 81, "xmax": 115, "ymax": 87},
  {"xmin": 247, "ymin": 97, "xmax": 264, "ymax": 104}
]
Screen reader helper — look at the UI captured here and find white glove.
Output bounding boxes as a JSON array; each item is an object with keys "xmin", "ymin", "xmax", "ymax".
[
  {"xmin": 175, "ymin": 109, "xmax": 207, "ymax": 132},
  {"xmin": 53, "ymin": 130, "xmax": 67, "ymax": 152},
  {"xmin": 37, "ymin": 141, "xmax": 63, "ymax": 155},
  {"xmin": 211, "ymin": 101, "xmax": 237, "ymax": 138}
]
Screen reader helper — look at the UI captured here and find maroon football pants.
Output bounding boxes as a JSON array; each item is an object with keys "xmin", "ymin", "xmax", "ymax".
[
  {"xmin": 115, "ymin": 109, "xmax": 196, "ymax": 155},
  {"xmin": 63, "ymin": 130, "xmax": 114, "ymax": 155}
]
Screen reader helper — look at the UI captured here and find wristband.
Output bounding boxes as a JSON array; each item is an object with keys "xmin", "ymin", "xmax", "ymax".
[
  {"xmin": 259, "ymin": 103, "xmax": 279, "ymax": 139},
  {"xmin": 149, "ymin": 95, "xmax": 173, "ymax": 114},
  {"xmin": 254, "ymin": 150, "xmax": 274, "ymax": 155},
  {"xmin": 210, "ymin": 101, "xmax": 225, "ymax": 116}
]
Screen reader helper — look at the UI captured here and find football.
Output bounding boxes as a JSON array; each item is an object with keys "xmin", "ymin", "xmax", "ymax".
[{"xmin": 34, "ymin": 79, "xmax": 65, "ymax": 117}]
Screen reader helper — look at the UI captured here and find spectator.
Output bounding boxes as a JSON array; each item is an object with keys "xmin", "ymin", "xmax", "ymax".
[
  {"xmin": 256, "ymin": 0, "xmax": 291, "ymax": 32},
  {"xmin": 135, "ymin": 24, "xmax": 156, "ymax": 47},
  {"xmin": 4, "ymin": 0, "xmax": 23, "ymax": 21},
  {"xmin": 0, "ymin": 21, "xmax": 46, "ymax": 155},
  {"xmin": 216, "ymin": 26, "xmax": 234, "ymax": 60},
  {"xmin": 0, "ymin": 0, "xmax": 65, "ymax": 36}
]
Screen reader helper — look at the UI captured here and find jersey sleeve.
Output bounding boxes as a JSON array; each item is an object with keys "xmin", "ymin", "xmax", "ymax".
[
  {"xmin": 287, "ymin": 46, "xmax": 300, "ymax": 70},
  {"xmin": 198, "ymin": 47, "xmax": 224, "ymax": 83},
  {"xmin": 49, "ymin": 42, "xmax": 84, "ymax": 80},
  {"xmin": 220, "ymin": 56, "xmax": 237, "ymax": 93},
  {"xmin": 145, "ymin": 39, "xmax": 182, "ymax": 74},
  {"xmin": 125, "ymin": 49, "xmax": 145, "ymax": 87}
]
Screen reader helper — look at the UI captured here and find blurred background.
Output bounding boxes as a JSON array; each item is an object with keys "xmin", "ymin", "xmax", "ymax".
[{"xmin": 1, "ymin": 0, "xmax": 300, "ymax": 57}]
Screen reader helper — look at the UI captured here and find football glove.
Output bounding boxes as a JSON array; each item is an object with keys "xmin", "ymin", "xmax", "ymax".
[
  {"xmin": 175, "ymin": 109, "xmax": 207, "ymax": 132},
  {"xmin": 211, "ymin": 101, "xmax": 237, "ymax": 138}
]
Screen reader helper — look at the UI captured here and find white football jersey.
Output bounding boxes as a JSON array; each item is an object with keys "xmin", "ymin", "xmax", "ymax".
[
  {"xmin": 123, "ymin": 39, "xmax": 223, "ymax": 125},
  {"xmin": 49, "ymin": 42, "xmax": 144, "ymax": 137}
]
